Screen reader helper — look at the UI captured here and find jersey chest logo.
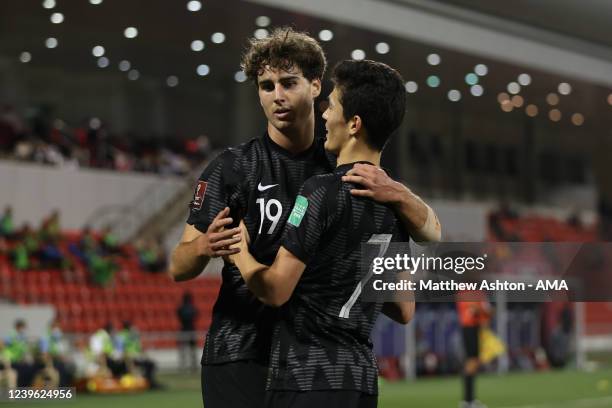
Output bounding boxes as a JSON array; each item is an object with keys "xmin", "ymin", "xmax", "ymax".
[{"xmin": 257, "ymin": 182, "xmax": 279, "ymax": 192}]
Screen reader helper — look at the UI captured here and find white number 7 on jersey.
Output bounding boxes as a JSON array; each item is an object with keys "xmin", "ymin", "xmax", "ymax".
[{"xmin": 339, "ymin": 234, "xmax": 392, "ymax": 319}]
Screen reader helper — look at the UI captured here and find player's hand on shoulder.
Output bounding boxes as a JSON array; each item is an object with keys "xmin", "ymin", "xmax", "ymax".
[
  {"xmin": 342, "ymin": 163, "xmax": 407, "ymax": 203},
  {"xmin": 198, "ymin": 207, "xmax": 242, "ymax": 257}
]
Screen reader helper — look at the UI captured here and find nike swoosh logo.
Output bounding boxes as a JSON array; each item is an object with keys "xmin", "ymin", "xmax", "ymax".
[{"xmin": 258, "ymin": 183, "xmax": 279, "ymax": 192}]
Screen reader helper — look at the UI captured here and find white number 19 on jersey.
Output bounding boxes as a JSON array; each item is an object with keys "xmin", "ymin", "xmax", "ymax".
[{"xmin": 256, "ymin": 198, "xmax": 282, "ymax": 235}]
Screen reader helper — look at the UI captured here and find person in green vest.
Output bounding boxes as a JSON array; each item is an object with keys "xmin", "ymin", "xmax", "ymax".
[
  {"xmin": 38, "ymin": 319, "xmax": 75, "ymax": 387},
  {"xmin": 0, "ymin": 206, "xmax": 15, "ymax": 239},
  {"xmin": 0, "ymin": 339, "xmax": 17, "ymax": 389},
  {"xmin": 115, "ymin": 321, "xmax": 162, "ymax": 389},
  {"xmin": 3, "ymin": 319, "xmax": 35, "ymax": 387},
  {"xmin": 11, "ymin": 242, "xmax": 29, "ymax": 270},
  {"xmin": 88, "ymin": 322, "xmax": 126, "ymax": 378},
  {"xmin": 101, "ymin": 226, "xmax": 121, "ymax": 255}
]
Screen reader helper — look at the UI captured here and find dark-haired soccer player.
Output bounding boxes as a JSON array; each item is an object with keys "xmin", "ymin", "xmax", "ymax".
[
  {"xmin": 230, "ymin": 59, "xmax": 415, "ymax": 408},
  {"xmin": 169, "ymin": 28, "xmax": 439, "ymax": 408}
]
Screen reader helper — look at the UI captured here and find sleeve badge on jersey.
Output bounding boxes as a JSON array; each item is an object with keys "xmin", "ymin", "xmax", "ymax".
[
  {"xmin": 191, "ymin": 181, "xmax": 207, "ymax": 211},
  {"xmin": 288, "ymin": 195, "xmax": 308, "ymax": 227}
]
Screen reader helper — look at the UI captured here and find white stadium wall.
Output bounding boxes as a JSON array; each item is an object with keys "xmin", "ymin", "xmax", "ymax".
[{"xmin": 0, "ymin": 160, "xmax": 184, "ymax": 230}]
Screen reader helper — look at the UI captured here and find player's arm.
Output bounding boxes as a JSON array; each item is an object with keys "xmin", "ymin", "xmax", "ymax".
[
  {"xmin": 168, "ymin": 207, "xmax": 242, "ymax": 282},
  {"xmin": 382, "ymin": 301, "xmax": 415, "ymax": 324},
  {"xmin": 382, "ymin": 271, "xmax": 415, "ymax": 324},
  {"xmin": 231, "ymin": 225, "xmax": 304, "ymax": 306},
  {"xmin": 342, "ymin": 163, "xmax": 441, "ymax": 243}
]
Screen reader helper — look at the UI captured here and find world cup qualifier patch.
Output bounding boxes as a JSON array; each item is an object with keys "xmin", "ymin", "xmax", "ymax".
[
  {"xmin": 288, "ymin": 195, "xmax": 308, "ymax": 227},
  {"xmin": 191, "ymin": 181, "xmax": 207, "ymax": 210}
]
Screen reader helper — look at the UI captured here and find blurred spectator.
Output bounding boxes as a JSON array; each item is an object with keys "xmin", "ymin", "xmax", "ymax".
[
  {"xmin": 0, "ymin": 206, "xmax": 15, "ymax": 239},
  {"xmin": 115, "ymin": 321, "xmax": 162, "ymax": 389},
  {"xmin": 137, "ymin": 237, "xmax": 167, "ymax": 273},
  {"xmin": 566, "ymin": 209, "xmax": 583, "ymax": 229},
  {"xmin": 38, "ymin": 319, "xmax": 75, "ymax": 387},
  {"xmin": 1, "ymin": 105, "xmax": 212, "ymax": 175},
  {"xmin": 4, "ymin": 319, "xmax": 35, "ymax": 387},
  {"xmin": 10, "ymin": 224, "xmax": 39, "ymax": 270},
  {"xmin": 176, "ymin": 292, "xmax": 198, "ymax": 373},
  {"xmin": 69, "ymin": 225, "xmax": 97, "ymax": 262},
  {"xmin": 88, "ymin": 252, "xmax": 118, "ymax": 287},
  {"xmin": 0, "ymin": 339, "xmax": 18, "ymax": 389},
  {"xmin": 40, "ymin": 210, "xmax": 61, "ymax": 241},
  {"xmin": 88, "ymin": 323, "xmax": 126, "ymax": 378},
  {"xmin": 100, "ymin": 226, "xmax": 121, "ymax": 255},
  {"xmin": 39, "ymin": 235, "xmax": 67, "ymax": 270}
]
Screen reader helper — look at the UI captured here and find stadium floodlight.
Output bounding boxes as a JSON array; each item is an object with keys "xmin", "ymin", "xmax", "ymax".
[
  {"xmin": 571, "ymin": 113, "xmax": 584, "ymax": 126},
  {"xmin": 197, "ymin": 64, "xmax": 210, "ymax": 76},
  {"xmin": 375, "ymin": 42, "xmax": 390, "ymax": 55},
  {"xmin": 191, "ymin": 40, "xmax": 204, "ymax": 52},
  {"xmin": 92, "ymin": 45, "xmax": 105, "ymax": 57},
  {"xmin": 318, "ymin": 30, "xmax": 333, "ymax": 42},
  {"xmin": 427, "ymin": 53, "xmax": 441, "ymax": 66},
  {"xmin": 474, "ymin": 63, "xmax": 488, "ymax": 76},
  {"xmin": 124, "ymin": 27, "xmax": 138, "ymax": 39},
  {"xmin": 470, "ymin": 84, "xmax": 484, "ymax": 97},
  {"xmin": 166, "ymin": 76, "xmax": 179, "ymax": 87},
  {"xmin": 448, "ymin": 89, "xmax": 461, "ymax": 102},
  {"xmin": 234, "ymin": 71, "xmax": 247, "ymax": 83},
  {"xmin": 128, "ymin": 69, "xmax": 140, "ymax": 80},
  {"xmin": 351, "ymin": 49, "xmax": 365, "ymax": 60},
  {"xmin": 19, "ymin": 51, "xmax": 32, "ymax": 63},
  {"xmin": 211, "ymin": 32, "xmax": 225, "ymax": 44},
  {"xmin": 255, "ymin": 16, "xmax": 270, "ymax": 27},
  {"xmin": 558, "ymin": 82, "xmax": 572, "ymax": 95},
  {"xmin": 186, "ymin": 1, "xmax": 202, "ymax": 12},
  {"xmin": 426, "ymin": 75, "xmax": 440, "ymax": 88},
  {"xmin": 465, "ymin": 73, "xmax": 479, "ymax": 86},
  {"xmin": 405, "ymin": 81, "xmax": 418, "ymax": 94},
  {"xmin": 518, "ymin": 73, "xmax": 531, "ymax": 86},
  {"xmin": 525, "ymin": 104, "xmax": 538, "ymax": 117},
  {"xmin": 118, "ymin": 60, "xmax": 131, "ymax": 72},
  {"xmin": 45, "ymin": 37, "xmax": 58, "ymax": 48},
  {"xmin": 97, "ymin": 57, "xmax": 109, "ymax": 68},
  {"xmin": 42, "ymin": 0, "xmax": 56, "ymax": 9},
  {"xmin": 254, "ymin": 29, "xmax": 268, "ymax": 40},
  {"xmin": 50, "ymin": 12, "xmax": 64, "ymax": 24},
  {"xmin": 507, "ymin": 82, "xmax": 520, "ymax": 95}
]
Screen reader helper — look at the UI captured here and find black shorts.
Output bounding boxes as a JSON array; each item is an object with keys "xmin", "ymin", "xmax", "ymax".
[
  {"xmin": 264, "ymin": 390, "xmax": 377, "ymax": 408},
  {"xmin": 462, "ymin": 326, "xmax": 479, "ymax": 359},
  {"xmin": 201, "ymin": 360, "xmax": 267, "ymax": 408}
]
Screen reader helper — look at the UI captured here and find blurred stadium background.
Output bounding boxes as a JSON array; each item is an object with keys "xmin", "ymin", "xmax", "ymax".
[{"xmin": 1, "ymin": 0, "xmax": 612, "ymax": 407}]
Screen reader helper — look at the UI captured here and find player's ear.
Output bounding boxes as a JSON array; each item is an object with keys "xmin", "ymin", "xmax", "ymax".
[
  {"xmin": 310, "ymin": 78, "xmax": 321, "ymax": 98},
  {"xmin": 348, "ymin": 115, "xmax": 362, "ymax": 136}
]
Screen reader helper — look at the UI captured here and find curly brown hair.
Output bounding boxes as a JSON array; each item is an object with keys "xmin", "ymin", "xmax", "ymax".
[{"xmin": 241, "ymin": 27, "xmax": 326, "ymax": 83}]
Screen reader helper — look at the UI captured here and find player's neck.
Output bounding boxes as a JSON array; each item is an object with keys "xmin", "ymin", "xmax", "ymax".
[
  {"xmin": 336, "ymin": 141, "xmax": 380, "ymax": 167},
  {"xmin": 267, "ymin": 114, "xmax": 315, "ymax": 154}
]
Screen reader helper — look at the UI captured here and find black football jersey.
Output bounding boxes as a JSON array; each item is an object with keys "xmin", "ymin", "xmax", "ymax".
[
  {"xmin": 269, "ymin": 162, "xmax": 409, "ymax": 394},
  {"xmin": 186, "ymin": 132, "xmax": 334, "ymax": 364}
]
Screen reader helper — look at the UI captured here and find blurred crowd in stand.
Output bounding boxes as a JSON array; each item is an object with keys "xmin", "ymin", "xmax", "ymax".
[
  {"xmin": 0, "ymin": 206, "xmax": 167, "ymax": 287},
  {"xmin": 0, "ymin": 104, "xmax": 212, "ymax": 175},
  {"xmin": 0, "ymin": 318, "xmax": 162, "ymax": 390}
]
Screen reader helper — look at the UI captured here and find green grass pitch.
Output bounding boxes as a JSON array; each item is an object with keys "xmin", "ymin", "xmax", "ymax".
[{"xmin": 4, "ymin": 368, "xmax": 612, "ymax": 408}]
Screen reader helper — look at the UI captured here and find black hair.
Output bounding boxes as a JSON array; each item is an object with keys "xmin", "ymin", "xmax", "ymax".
[{"xmin": 331, "ymin": 60, "xmax": 406, "ymax": 151}]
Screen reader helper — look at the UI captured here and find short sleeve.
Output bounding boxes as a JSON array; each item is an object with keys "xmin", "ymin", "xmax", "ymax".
[
  {"xmin": 186, "ymin": 150, "xmax": 244, "ymax": 233},
  {"xmin": 281, "ymin": 177, "xmax": 334, "ymax": 264}
]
